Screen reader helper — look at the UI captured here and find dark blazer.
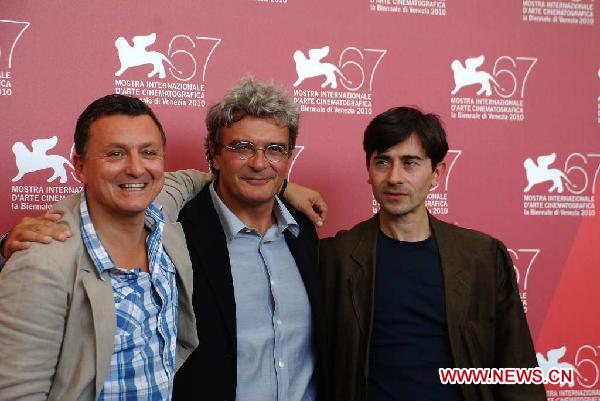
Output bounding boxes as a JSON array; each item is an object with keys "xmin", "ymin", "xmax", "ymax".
[
  {"xmin": 320, "ymin": 214, "xmax": 546, "ymax": 401},
  {"xmin": 172, "ymin": 184, "xmax": 328, "ymax": 401}
]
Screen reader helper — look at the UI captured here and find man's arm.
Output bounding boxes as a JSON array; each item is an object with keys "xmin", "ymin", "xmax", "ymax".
[
  {"xmin": 0, "ymin": 169, "xmax": 213, "ymax": 261},
  {"xmin": 494, "ymin": 242, "xmax": 547, "ymax": 401},
  {"xmin": 283, "ymin": 182, "xmax": 328, "ymax": 227},
  {"xmin": 0, "ymin": 212, "xmax": 71, "ymax": 260},
  {"xmin": 157, "ymin": 170, "xmax": 328, "ymax": 224},
  {"xmin": 0, "ymin": 171, "xmax": 328, "ymax": 260},
  {"xmin": 158, "ymin": 169, "xmax": 214, "ymax": 221},
  {"xmin": 0, "ymin": 169, "xmax": 213, "ymax": 260},
  {"xmin": 0, "ymin": 249, "xmax": 69, "ymax": 400}
]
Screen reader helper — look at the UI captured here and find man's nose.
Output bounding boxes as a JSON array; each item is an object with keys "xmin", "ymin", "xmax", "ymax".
[
  {"xmin": 125, "ymin": 154, "xmax": 145, "ymax": 176},
  {"xmin": 387, "ymin": 163, "xmax": 404, "ymax": 184},
  {"xmin": 246, "ymin": 148, "xmax": 269, "ymax": 170}
]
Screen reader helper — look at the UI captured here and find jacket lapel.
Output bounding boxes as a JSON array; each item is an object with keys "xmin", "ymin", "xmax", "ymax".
[
  {"xmin": 79, "ymin": 257, "xmax": 115, "ymax": 397},
  {"xmin": 284, "ymin": 229, "xmax": 319, "ymax": 309},
  {"xmin": 162, "ymin": 221, "xmax": 193, "ymax": 311},
  {"xmin": 283, "ymin": 220, "xmax": 328, "ymax": 350},
  {"xmin": 162, "ymin": 220, "xmax": 199, "ymax": 365},
  {"xmin": 57, "ymin": 194, "xmax": 116, "ymax": 396},
  {"xmin": 429, "ymin": 215, "xmax": 472, "ymax": 331},
  {"xmin": 179, "ymin": 186, "xmax": 236, "ymax": 343},
  {"xmin": 348, "ymin": 216, "xmax": 379, "ymax": 337}
]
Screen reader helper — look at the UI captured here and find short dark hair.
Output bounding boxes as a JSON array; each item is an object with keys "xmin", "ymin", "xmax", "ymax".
[
  {"xmin": 363, "ymin": 106, "xmax": 448, "ymax": 168},
  {"xmin": 204, "ymin": 77, "xmax": 299, "ymax": 173},
  {"xmin": 74, "ymin": 94, "xmax": 165, "ymax": 158}
]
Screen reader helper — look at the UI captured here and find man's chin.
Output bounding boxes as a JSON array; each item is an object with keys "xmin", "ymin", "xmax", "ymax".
[
  {"xmin": 118, "ymin": 203, "xmax": 152, "ymax": 214},
  {"xmin": 380, "ymin": 203, "xmax": 412, "ymax": 218},
  {"xmin": 239, "ymin": 188, "xmax": 279, "ymax": 205}
]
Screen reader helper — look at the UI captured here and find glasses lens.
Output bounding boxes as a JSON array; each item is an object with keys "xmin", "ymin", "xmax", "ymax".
[
  {"xmin": 265, "ymin": 144, "xmax": 288, "ymax": 163},
  {"xmin": 228, "ymin": 141, "xmax": 255, "ymax": 159}
]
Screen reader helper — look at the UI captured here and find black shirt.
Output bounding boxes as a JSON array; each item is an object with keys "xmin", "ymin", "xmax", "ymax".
[{"xmin": 368, "ymin": 231, "xmax": 462, "ymax": 401}]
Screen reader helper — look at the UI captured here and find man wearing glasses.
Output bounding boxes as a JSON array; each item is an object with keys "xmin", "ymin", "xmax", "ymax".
[{"xmin": 170, "ymin": 77, "xmax": 326, "ymax": 401}]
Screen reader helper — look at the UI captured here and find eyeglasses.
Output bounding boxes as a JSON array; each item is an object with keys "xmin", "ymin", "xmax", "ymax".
[{"xmin": 221, "ymin": 140, "xmax": 289, "ymax": 163}]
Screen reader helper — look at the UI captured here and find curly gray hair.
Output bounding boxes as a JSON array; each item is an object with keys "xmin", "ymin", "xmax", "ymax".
[{"xmin": 205, "ymin": 76, "xmax": 299, "ymax": 173}]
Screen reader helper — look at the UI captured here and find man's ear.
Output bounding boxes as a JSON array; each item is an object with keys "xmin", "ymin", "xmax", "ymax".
[
  {"xmin": 73, "ymin": 154, "xmax": 85, "ymax": 183},
  {"xmin": 431, "ymin": 161, "xmax": 447, "ymax": 189},
  {"xmin": 209, "ymin": 143, "xmax": 221, "ymax": 172}
]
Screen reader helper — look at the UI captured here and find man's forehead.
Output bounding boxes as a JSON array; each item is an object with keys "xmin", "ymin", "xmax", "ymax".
[
  {"xmin": 373, "ymin": 135, "xmax": 427, "ymax": 158},
  {"xmin": 93, "ymin": 113, "xmax": 152, "ymax": 124},
  {"xmin": 88, "ymin": 114, "xmax": 163, "ymax": 147},
  {"xmin": 222, "ymin": 116, "xmax": 289, "ymax": 143},
  {"xmin": 230, "ymin": 115, "xmax": 288, "ymax": 129},
  {"xmin": 90, "ymin": 114, "xmax": 159, "ymax": 133}
]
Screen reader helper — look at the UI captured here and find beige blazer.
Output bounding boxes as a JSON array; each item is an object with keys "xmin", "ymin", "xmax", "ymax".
[{"xmin": 0, "ymin": 170, "xmax": 211, "ymax": 401}]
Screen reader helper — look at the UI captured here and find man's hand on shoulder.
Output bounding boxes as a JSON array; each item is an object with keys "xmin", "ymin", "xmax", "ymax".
[
  {"xmin": 283, "ymin": 182, "xmax": 328, "ymax": 227},
  {"xmin": 1, "ymin": 212, "xmax": 72, "ymax": 259}
]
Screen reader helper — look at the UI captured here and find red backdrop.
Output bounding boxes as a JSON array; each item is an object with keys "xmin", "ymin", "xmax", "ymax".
[{"xmin": 2, "ymin": 1, "xmax": 599, "ymax": 397}]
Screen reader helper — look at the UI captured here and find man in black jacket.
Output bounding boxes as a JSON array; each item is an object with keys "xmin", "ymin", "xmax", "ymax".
[{"xmin": 172, "ymin": 77, "xmax": 327, "ymax": 401}]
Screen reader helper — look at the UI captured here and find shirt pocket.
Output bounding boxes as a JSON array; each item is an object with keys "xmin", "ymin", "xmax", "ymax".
[{"xmin": 112, "ymin": 285, "xmax": 150, "ymax": 352}]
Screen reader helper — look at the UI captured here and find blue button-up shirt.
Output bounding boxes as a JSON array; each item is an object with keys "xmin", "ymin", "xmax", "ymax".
[
  {"xmin": 80, "ymin": 192, "xmax": 178, "ymax": 401},
  {"xmin": 210, "ymin": 183, "xmax": 316, "ymax": 401}
]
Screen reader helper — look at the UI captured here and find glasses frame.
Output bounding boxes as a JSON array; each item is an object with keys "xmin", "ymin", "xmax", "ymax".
[{"xmin": 221, "ymin": 140, "xmax": 290, "ymax": 164}]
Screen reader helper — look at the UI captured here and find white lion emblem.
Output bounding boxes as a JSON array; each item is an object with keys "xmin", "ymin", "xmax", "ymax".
[
  {"xmin": 114, "ymin": 33, "xmax": 180, "ymax": 79},
  {"xmin": 12, "ymin": 136, "xmax": 74, "ymax": 183},
  {"xmin": 523, "ymin": 153, "xmax": 571, "ymax": 193},
  {"xmin": 451, "ymin": 55, "xmax": 501, "ymax": 96},
  {"xmin": 536, "ymin": 346, "xmax": 576, "ymax": 387},
  {"xmin": 293, "ymin": 46, "xmax": 351, "ymax": 89}
]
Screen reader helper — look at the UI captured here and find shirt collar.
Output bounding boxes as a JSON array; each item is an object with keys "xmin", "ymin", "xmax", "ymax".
[
  {"xmin": 209, "ymin": 181, "xmax": 299, "ymax": 243},
  {"xmin": 79, "ymin": 191, "xmax": 167, "ymax": 278}
]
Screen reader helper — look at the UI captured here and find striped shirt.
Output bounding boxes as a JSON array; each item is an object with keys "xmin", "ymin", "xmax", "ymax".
[{"xmin": 79, "ymin": 192, "xmax": 178, "ymax": 401}]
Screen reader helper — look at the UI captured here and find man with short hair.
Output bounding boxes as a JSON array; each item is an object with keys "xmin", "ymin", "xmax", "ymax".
[
  {"xmin": 320, "ymin": 107, "xmax": 546, "ymax": 401},
  {"xmin": 0, "ymin": 94, "xmax": 206, "ymax": 400},
  {"xmin": 172, "ymin": 77, "xmax": 327, "ymax": 401}
]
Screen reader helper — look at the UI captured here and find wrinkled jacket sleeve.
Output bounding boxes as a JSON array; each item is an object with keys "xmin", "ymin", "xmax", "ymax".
[
  {"xmin": 0, "ymin": 249, "xmax": 69, "ymax": 401},
  {"xmin": 158, "ymin": 170, "xmax": 213, "ymax": 221},
  {"xmin": 494, "ymin": 241, "xmax": 547, "ymax": 401}
]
